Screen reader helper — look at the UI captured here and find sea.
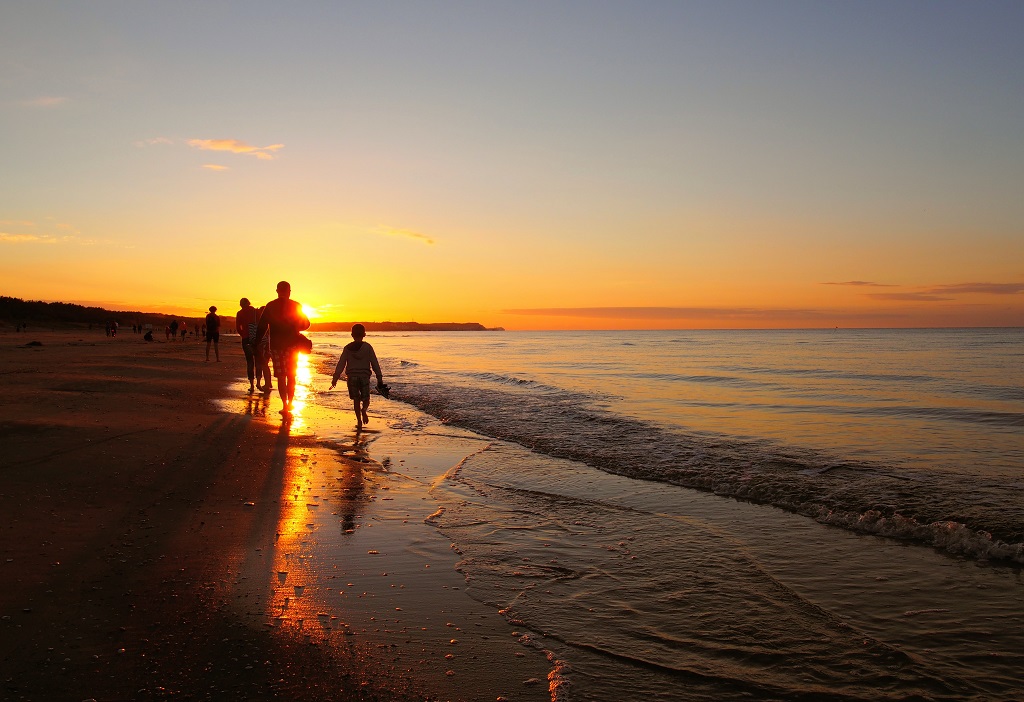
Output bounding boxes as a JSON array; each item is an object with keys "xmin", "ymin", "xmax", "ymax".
[{"xmin": 284, "ymin": 328, "xmax": 1024, "ymax": 700}]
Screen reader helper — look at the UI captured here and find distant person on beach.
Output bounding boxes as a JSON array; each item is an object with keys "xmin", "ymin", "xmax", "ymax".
[
  {"xmin": 205, "ymin": 306, "xmax": 221, "ymax": 362},
  {"xmin": 169, "ymin": 319, "xmax": 179, "ymax": 341},
  {"xmin": 254, "ymin": 281, "xmax": 310, "ymax": 415},
  {"xmin": 235, "ymin": 298, "xmax": 258, "ymax": 393},
  {"xmin": 143, "ymin": 330, "xmax": 154, "ymax": 342},
  {"xmin": 330, "ymin": 324, "xmax": 386, "ymax": 430},
  {"xmin": 254, "ymin": 306, "xmax": 273, "ymax": 392}
]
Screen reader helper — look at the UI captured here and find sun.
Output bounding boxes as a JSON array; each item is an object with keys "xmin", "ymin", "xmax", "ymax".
[{"xmin": 302, "ymin": 304, "xmax": 319, "ymax": 320}]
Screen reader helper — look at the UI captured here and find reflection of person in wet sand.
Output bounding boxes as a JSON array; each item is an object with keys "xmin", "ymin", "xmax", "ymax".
[
  {"xmin": 330, "ymin": 324, "xmax": 384, "ymax": 430},
  {"xmin": 254, "ymin": 281, "xmax": 309, "ymax": 416}
]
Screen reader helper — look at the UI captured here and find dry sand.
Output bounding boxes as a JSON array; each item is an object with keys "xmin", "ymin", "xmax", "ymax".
[{"xmin": 0, "ymin": 329, "xmax": 551, "ymax": 701}]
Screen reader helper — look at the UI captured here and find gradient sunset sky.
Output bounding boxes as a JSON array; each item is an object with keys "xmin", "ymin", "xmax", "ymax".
[{"xmin": 2, "ymin": 1, "xmax": 1022, "ymax": 329}]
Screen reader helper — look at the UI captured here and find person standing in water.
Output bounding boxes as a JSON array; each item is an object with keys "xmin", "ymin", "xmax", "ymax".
[
  {"xmin": 205, "ymin": 306, "xmax": 221, "ymax": 361},
  {"xmin": 254, "ymin": 281, "xmax": 310, "ymax": 415},
  {"xmin": 330, "ymin": 324, "xmax": 385, "ymax": 430},
  {"xmin": 235, "ymin": 298, "xmax": 258, "ymax": 393}
]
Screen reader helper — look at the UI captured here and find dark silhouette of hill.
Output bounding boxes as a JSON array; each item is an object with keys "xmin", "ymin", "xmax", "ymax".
[
  {"xmin": 0, "ymin": 296, "xmax": 199, "ymax": 329},
  {"xmin": 0, "ymin": 296, "xmax": 503, "ymax": 332}
]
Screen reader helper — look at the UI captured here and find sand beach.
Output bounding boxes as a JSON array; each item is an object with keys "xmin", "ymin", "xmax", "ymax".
[
  {"xmin": 0, "ymin": 329, "xmax": 552, "ymax": 701},
  {"xmin": 3, "ymin": 327, "xmax": 1022, "ymax": 701}
]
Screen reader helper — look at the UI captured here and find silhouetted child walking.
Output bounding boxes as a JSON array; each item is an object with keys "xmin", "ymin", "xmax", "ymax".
[{"xmin": 330, "ymin": 324, "xmax": 385, "ymax": 430}]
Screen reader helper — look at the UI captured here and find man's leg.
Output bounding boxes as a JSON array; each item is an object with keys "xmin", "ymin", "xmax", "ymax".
[{"xmin": 286, "ymin": 372, "xmax": 297, "ymax": 409}]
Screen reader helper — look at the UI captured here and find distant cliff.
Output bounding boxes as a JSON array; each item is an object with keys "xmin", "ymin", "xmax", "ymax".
[{"xmin": 310, "ymin": 321, "xmax": 504, "ymax": 332}]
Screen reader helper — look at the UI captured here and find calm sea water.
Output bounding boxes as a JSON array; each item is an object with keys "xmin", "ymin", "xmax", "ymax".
[
  {"xmin": 317, "ymin": 328, "xmax": 1024, "ymax": 560},
  {"xmin": 301, "ymin": 328, "xmax": 1024, "ymax": 700}
]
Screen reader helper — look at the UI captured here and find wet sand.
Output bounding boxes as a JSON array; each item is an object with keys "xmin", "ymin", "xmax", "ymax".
[{"xmin": 0, "ymin": 329, "xmax": 548, "ymax": 701}]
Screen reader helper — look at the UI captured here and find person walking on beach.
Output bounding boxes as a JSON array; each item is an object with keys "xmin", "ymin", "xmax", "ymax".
[
  {"xmin": 254, "ymin": 306, "xmax": 273, "ymax": 393},
  {"xmin": 235, "ymin": 298, "xmax": 258, "ymax": 393},
  {"xmin": 254, "ymin": 281, "xmax": 310, "ymax": 415},
  {"xmin": 330, "ymin": 324, "xmax": 385, "ymax": 430},
  {"xmin": 205, "ymin": 306, "xmax": 221, "ymax": 362}
]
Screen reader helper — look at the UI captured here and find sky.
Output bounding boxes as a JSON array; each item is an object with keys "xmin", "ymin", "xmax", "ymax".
[{"xmin": 2, "ymin": 1, "xmax": 1022, "ymax": 329}]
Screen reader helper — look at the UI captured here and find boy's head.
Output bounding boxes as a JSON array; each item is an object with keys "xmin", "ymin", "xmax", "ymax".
[
  {"xmin": 239, "ymin": 298, "xmax": 250, "ymax": 307},
  {"xmin": 209, "ymin": 305, "xmax": 217, "ymax": 313},
  {"xmin": 351, "ymin": 323, "xmax": 366, "ymax": 339}
]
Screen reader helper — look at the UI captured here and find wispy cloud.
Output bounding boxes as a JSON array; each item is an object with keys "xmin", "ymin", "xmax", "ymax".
[
  {"xmin": 0, "ymin": 232, "xmax": 63, "ymax": 244},
  {"xmin": 202, "ymin": 164, "xmax": 229, "ymax": 171},
  {"xmin": 375, "ymin": 226, "xmax": 435, "ymax": 245},
  {"xmin": 21, "ymin": 96, "xmax": 68, "ymax": 108},
  {"xmin": 133, "ymin": 136, "xmax": 174, "ymax": 147},
  {"xmin": 822, "ymin": 281, "xmax": 896, "ymax": 287},
  {"xmin": 866, "ymin": 281, "xmax": 1024, "ymax": 302},
  {"xmin": 187, "ymin": 138, "xmax": 284, "ymax": 160},
  {"xmin": 501, "ymin": 306, "xmax": 903, "ymax": 322},
  {"xmin": 927, "ymin": 282, "xmax": 1024, "ymax": 295},
  {"xmin": 867, "ymin": 292, "xmax": 953, "ymax": 302}
]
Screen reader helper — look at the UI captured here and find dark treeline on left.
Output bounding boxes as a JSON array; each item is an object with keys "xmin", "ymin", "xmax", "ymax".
[{"xmin": 0, "ymin": 296, "xmax": 200, "ymax": 329}]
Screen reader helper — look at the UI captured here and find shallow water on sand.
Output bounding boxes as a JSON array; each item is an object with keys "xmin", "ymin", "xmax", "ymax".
[
  {"xmin": 315, "ymin": 329, "xmax": 1024, "ymax": 562},
  {"xmin": 221, "ymin": 346, "xmax": 1023, "ymax": 701}
]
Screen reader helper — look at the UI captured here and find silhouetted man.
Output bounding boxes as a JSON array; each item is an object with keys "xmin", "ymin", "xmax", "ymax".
[{"xmin": 254, "ymin": 281, "xmax": 310, "ymax": 415}]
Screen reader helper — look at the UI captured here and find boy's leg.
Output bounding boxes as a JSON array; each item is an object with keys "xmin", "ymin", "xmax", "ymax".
[
  {"xmin": 352, "ymin": 399, "xmax": 362, "ymax": 429},
  {"xmin": 361, "ymin": 398, "xmax": 369, "ymax": 425}
]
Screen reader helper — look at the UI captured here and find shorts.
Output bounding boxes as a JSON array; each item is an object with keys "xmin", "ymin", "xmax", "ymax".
[
  {"xmin": 207, "ymin": 331, "xmax": 220, "ymax": 342},
  {"xmin": 270, "ymin": 346, "xmax": 299, "ymax": 378},
  {"xmin": 347, "ymin": 375, "xmax": 371, "ymax": 402}
]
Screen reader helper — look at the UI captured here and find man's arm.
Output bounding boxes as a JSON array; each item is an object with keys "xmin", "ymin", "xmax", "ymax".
[
  {"xmin": 254, "ymin": 305, "xmax": 271, "ymax": 345},
  {"xmin": 235, "ymin": 312, "xmax": 245, "ymax": 337}
]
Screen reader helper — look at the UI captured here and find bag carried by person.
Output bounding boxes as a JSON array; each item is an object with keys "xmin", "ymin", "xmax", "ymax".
[{"xmin": 295, "ymin": 333, "xmax": 313, "ymax": 354}]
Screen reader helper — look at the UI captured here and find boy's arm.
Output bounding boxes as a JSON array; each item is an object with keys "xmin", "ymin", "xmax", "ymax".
[
  {"xmin": 369, "ymin": 346, "xmax": 383, "ymax": 383},
  {"xmin": 330, "ymin": 349, "xmax": 350, "ymax": 388}
]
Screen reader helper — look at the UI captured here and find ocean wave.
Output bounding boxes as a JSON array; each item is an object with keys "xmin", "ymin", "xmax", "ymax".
[{"xmin": 393, "ymin": 380, "xmax": 1024, "ymax": 564}]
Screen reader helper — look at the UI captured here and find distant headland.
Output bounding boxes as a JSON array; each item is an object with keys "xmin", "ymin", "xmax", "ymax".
[{"xmin": 0, "ymin": 296, "xmax": 502, "ymax": 332}]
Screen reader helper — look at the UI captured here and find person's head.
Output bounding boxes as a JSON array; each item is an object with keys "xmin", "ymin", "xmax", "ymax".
[
  {"xmin": 351, "ymin": 323, "xmax": 366, "ymax": 339},
  {"xmin": 239, "ymin": 298, "xmax": 250, "ymax": 308},
  {"xmin": 276, "ymin": 281, "xmax": 291, "ymax": 299},
  {"xmin": 209, "ymin": 305, "xmax": 217, "ymax": 313}
]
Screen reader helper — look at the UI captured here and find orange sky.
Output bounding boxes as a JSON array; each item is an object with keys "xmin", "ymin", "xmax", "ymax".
[{"xmin": 2, "ymin": 4, "xmax": 1022, "ymax": 329}]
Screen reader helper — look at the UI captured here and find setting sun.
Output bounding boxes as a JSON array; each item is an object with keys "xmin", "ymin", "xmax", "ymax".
[{"xmin": 302, "ymin": 304, "xmax": 319, "ymax": 320}]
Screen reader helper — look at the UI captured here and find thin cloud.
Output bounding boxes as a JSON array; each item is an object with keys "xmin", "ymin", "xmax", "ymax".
[
  {"xmin": 501, "ymin": 306, "xmax": 903, "ymax": 321},
  {"xmin": 21, "ymin": 96, "xmax": 68, "ymax": 108},
  {"xmin": 187, "ymin": 138, "xmax": 284, "ymax": 160},
  {"xmin": 0, "ymin": 232, "xmax": 61, "ymax": 244},
  {"xmin": 927, "ymin": 282, "xmax": 1024, "ymax": 295},
  {"xmin": 375, "ymin": 226, "xmax": 435, "ymax": 245},
  {"xmin": 134, "ymin": 137, "xmax": 174, "ymax": 147},
  {"xmin": 822, "ymin": 281, "xmax": 896, "ymax": 287},
  {"xmin": 202, "ymin": 164, "xmax": 229, "ymax": 171},
  {"xmin": 867, "ymin": 292, "xmax": 952, "ymax": 302}
]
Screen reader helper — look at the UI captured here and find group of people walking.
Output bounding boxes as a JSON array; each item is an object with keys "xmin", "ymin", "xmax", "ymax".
[{"xmin": 233, "ymin": 281, "xmax": 385, "ymax": 427}]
